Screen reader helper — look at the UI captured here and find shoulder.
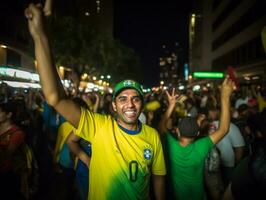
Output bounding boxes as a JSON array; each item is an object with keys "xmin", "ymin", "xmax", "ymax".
[
  {"xmin": 82, "ymin": 107, "xmax": 112, "ymax": 122},
  {"xmin": 195, "ymin": 136, "xmax": 213, "ymax": 145},
  {"xmin": 142, "ymin": 123, "xmax": 160, "ymax": 136},
  {"xmin": 141, "ymin": 123, "xmax": 162, "ymax": 142}
]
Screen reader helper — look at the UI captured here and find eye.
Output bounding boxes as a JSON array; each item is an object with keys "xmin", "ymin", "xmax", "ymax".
[
  {"xmin": 117, "ymin": 96, "xmax": 127, "ymax": 104},
  {"xmin": 132, "ymin": 96, "xmax": 141, "ymax": 103}
]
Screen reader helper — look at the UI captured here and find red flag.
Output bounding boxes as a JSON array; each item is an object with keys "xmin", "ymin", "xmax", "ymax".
[{"xmin": 227, "ymin": 66, "xmax": 239, "ymax": 90}]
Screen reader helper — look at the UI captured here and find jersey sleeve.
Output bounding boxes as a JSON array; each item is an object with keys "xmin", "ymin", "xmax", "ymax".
[
  {"xmin": 75, "ymin": 107, "xmax": 108, "ymax": 142},
  {"xmin": 151, "ymin": 131, "xmax": 166, "ymax": 175}
]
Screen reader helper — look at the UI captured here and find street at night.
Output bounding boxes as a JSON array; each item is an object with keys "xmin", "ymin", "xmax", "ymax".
[{"xmin": 0, "ymin": 0, "xmax": 266, "ymax": 199}]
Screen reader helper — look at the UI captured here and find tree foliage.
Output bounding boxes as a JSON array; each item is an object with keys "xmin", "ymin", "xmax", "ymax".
[{"xmin": 47, "ymin": 16, "xmax": 143, "ymax": 83}]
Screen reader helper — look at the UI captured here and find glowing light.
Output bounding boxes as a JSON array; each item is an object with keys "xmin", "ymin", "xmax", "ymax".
[
  {"xmin": 0, "ymin": 67, "xmax": 40, "ymax": 82},
  {"xmin": 0, "ymin": 45, "xmax": 7, "ymax": 48},
  {"xmin": 178, "ymin": 85, "xmax": 185, "ymax": 90},
  {"xmin": 193, "ymin": 72, "xmax": 224, "ymax": 79},
  {"xmin": 3, "ymin": 81, "xmax": 41, "ymax": 88},
  {"xmin": 193, "ymin": 85, "xmax": 201, "ymax": 91}
]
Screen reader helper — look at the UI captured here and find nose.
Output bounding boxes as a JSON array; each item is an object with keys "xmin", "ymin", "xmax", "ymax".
[{"xmin": 126, "ymin": 98, "xmax": 135, "ymax": 107}]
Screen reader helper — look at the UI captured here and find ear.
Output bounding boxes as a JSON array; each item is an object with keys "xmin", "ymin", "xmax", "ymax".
[
  {"xmin": 112, "ymin": 101, "xmax": 117, "ymax": 112},
  {"xmin": 196, "ymin": 131, "xmax": 200, "ymax": 137},
  {"xmin": 175, "ymin": 127, "xmax": 181, "ymax": 138}
]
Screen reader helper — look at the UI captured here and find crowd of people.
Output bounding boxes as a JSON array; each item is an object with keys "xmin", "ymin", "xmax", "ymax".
[{"xmin": 0, "ymin": 2, "xmax": 266, "ymax": 200}]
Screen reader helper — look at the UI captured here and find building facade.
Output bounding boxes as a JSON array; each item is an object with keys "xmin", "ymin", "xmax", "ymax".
[
  {"xmin": 159, "ymin": 44, "xmax": 185, "ymax": 88},
  {"xmin": 189, "ymin": 0, "xmax": 266, "ymax": 83}
]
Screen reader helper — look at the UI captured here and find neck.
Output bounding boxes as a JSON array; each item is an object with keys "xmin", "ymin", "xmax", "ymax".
[
  {"xmin": 117, "ymin": 119, "xmax": 138, "ymax": 131},
  {"xmin": 178, "ymin": 136, "xmax": 195, "ymax": 146}
]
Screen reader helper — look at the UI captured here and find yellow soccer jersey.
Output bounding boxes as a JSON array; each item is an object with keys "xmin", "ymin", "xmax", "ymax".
[{"xmin": 75, "ymin": 107, "xmax": 166, "ymax": 200}]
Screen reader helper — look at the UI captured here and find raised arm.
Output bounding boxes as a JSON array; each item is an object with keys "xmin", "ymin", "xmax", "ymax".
[
  {"xmin": 210, "ymin": 77, "xmax": 235, "ymax": 144},
  {"xmin": 158, "ymin": 89, "xmax": 186, "ymax": 134},
  {"xmin": 158, "ymin": 89, "xmax": 177, "ymax": 134},
  {"xmin": 25, "ymin": 3, "xmax": 80, "ymax": 127}
]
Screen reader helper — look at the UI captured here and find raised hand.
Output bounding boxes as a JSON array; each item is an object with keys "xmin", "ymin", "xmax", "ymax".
[
  {"xmin": 165, "ymin": 88, "xmax": 187, "ymax": 107},
  {"xmin": 43, "ymin": 0, "xmax": 53, "ymax": 16},
  {"xmin": 220, "ymin": 76, "xmax": 236, "ymax": 98},
  {"xmin": 165, "ymin": 88, "xmax": 179, "ymax": 107},
  {"xmin": 25, "ymin": 3, "xmax": 45, "ymax": 40}
]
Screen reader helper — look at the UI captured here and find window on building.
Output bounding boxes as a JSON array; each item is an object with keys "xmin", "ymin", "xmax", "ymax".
[
  {"xmin": 212, "ymin": 35, "xmax": 264, "ymax": 70},
  {"xmin": 212, "ymin": 0, "xmax": 265, "ymax": 50}
]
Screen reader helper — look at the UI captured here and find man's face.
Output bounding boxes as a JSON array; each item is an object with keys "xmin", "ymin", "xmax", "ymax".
[
  {"xmin": 112, "ymin": 89, "xmax": 142, "ymax": 128},
  {"xmin": 0, "ymin": 108, "xmax": 10, "ymax": 124},
  {"xmin": 208, "ymin": 110, "xmax": 218, "ymax": 121}
]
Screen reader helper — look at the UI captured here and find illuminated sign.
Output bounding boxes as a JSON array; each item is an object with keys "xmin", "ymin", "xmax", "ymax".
[
  {"xmin": 1, "ymin": 80, "xmax": 41, "ymax": 88},
  {"xmin": 0, "ymin": 66, "xmax": 40, "ymax": 82},
  {"xmin": 193, "ymin": 72, "xmax": 224, "ymax": 79},
  {"xmin": 184, "ymin": 63, "xmax": 189, "ymax": 81}
]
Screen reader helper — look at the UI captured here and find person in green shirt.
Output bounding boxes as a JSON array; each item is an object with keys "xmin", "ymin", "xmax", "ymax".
[{"xmin": 158, "ymin": 77, "xmax": 235, "ymax": 200}]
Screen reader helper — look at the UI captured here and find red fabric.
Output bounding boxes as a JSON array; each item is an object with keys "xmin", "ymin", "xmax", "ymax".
[
  {"xmin": 0, "ymin": 125, "xmax": 25, "ymax": 172},
  {"xmin": 247, "ymin": 98, "xmax": 257, "ymax": 107},
  {"xmin": 227, "ymin": 66, "xmax": 240, "ymax": 90}
]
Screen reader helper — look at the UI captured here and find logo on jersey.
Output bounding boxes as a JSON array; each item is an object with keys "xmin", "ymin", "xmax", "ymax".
[{"xmin": 144, "ymin": 149, "xmax": 152, "ymax": 160}]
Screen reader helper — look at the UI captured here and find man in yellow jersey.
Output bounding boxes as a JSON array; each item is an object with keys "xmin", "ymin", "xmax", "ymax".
[{"xmin": 25, "ymin": 3, "xmax": 166, "ymax": 200}]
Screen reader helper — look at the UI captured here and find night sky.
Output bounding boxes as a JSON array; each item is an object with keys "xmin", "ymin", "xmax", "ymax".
[
  {"xmin": 0, "ymin": 0, "xmax": 194, "ymax": 87},
  {"xmin": 114, "ymin": 0, "xmax": 194, "ymax": 87}
]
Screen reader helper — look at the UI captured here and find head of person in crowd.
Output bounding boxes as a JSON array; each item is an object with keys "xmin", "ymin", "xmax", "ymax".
[
  {"xmin": 99, "ymin": 93, "xmax": 115, "ymax": 115},
  {"xmin": 237, "ymin": 103, "xmax": 249, "ymax": 118},
  {"xmin": 0, "ymin": 101, "xmax": 15, "ymax": 125},
  {"xmin": 175, "ymin": 117, "xmax": 200, "ymax": 139},
  {"xmin": 0, "ymin": 100, "xmax": 22, "ymax": 126},
  {"xmin": 0, "ymin": 82, "xmax": 12, "ymax": 103},
  {"xmin": 73, "ymin": 97, "xmax": 90, "ymax": 110},
  {"xmin": 196, "ymin": 107, "xmax": 209, "ymax": 137},
  {"xmin": 112, "ymin": 80, "xmax": 144, "ymax": 129},
  {"xmin": 208, "ymin": 106, "xmax": 220, "ymax": 121},
  {"xmin": 184, "ymin": 98, "xmax": 194, "ymax": 110},
  {"xmin": 0, "ymin": 99, "xmax": 30, "ymax": 129}
]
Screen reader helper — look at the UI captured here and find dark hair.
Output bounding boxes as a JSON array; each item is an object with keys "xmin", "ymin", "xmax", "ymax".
[
  {"xmin": 237, "ymin": 104, "xmax": 248, "ymax": 114},
  {"xmin": 0, "ymin": 99, "xmax": 31, "ymax": 129},
  {"xmin": 0, "ymin": 101, "xmax": 15, "ymax": 114},
  {"xmin": 73, "ymin": 97, "xmax": 90, "ymax": 110},
  {"xmin": 185, "ymin": 98, "xmax": 195, "ymax": 106},
  {"xmin": 178, "ymin": 117, "xmax": 199, "ymax": 138}
]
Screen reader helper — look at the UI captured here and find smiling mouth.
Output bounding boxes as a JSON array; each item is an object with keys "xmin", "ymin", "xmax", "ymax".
[{"xmin": 124, "ymin": 110, "xmax": 137, "ymax": 118}]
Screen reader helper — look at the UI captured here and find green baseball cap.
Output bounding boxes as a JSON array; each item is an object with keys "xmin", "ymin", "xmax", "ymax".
[{"xmin": 112, "ymin": 80, "xmax": 143, "ymax": 101}]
